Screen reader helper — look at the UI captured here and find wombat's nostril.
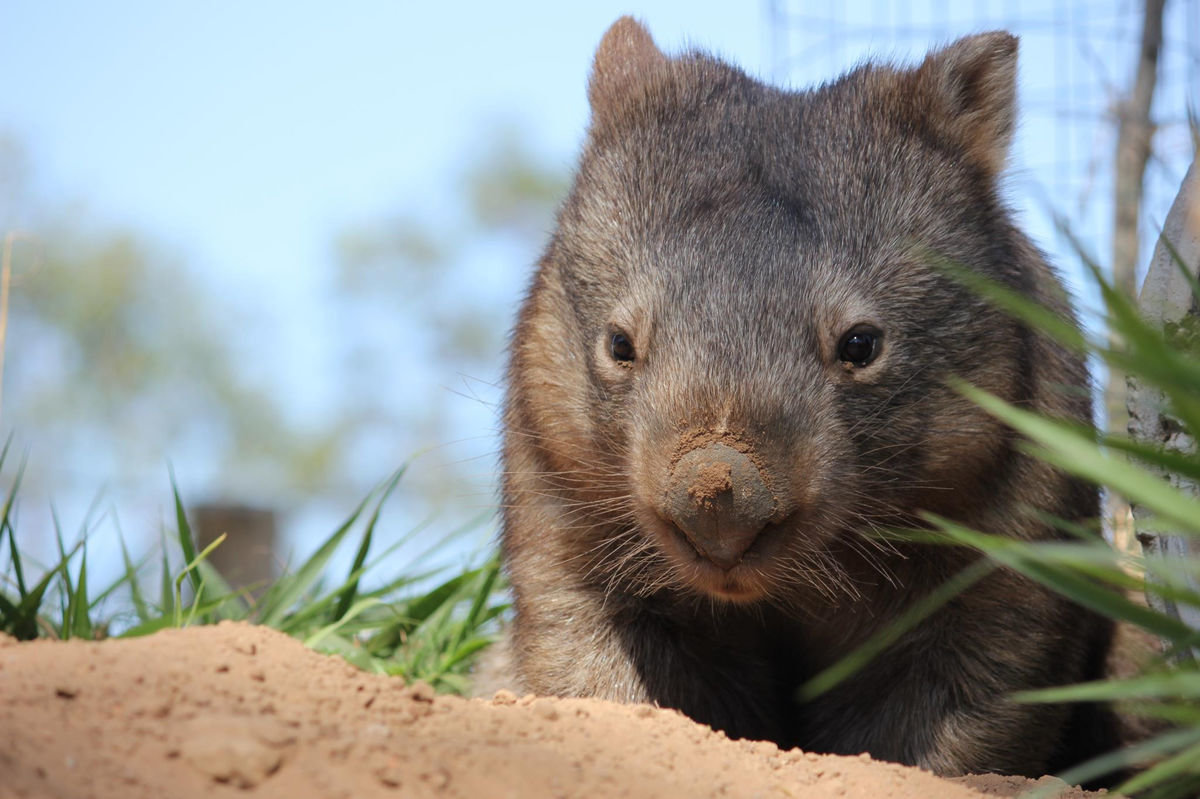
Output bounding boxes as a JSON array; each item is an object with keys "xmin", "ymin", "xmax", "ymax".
[{"xmin": 665, "ymin": 442, "xmax": 775, "ymax": 569}]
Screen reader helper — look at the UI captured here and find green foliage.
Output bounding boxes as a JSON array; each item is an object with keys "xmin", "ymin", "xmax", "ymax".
[
  {"xmin": 328, "ymin": 125, "xmax": 567, "ymax": 511},
  {"xmin": 463, "ymin": 128, "xmax": 571, "ymax": 234},
  {"xmin": 936, "ymin": 239, "xmax": 1200, "ymax": 796},
  {"xmin": 0, "ymin": 462, "xmax": 507, "ymax": 693},
  {"xmin": 0, "ymin": 129, "xmax": 566, "ymax": 521},
  {"xmin": 0, "ymin": 139, "xmax": 346, "ymax": 503}
]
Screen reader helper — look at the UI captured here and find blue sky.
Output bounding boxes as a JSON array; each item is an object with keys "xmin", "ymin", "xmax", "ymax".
[{"xmin": 3, "ymin": 3, "xmax": 765, "ymax": 283}]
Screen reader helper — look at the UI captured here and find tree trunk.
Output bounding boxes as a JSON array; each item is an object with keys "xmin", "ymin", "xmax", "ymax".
[
  {"xmin": 1127, "ymin": 162, "xmax": 1200, "ymax": 647},
  {"xmin": 1108, "ymin": 0, "xmax": 1166, "ymax": 550}
]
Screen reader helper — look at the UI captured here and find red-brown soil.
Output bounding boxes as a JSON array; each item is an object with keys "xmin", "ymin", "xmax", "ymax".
[{"xmin": 0, "ymin": 622, "xmax": 1103, "ymax": 798}]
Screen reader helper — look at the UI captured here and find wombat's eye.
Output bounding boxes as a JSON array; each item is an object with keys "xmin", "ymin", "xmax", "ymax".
[
  {"xmin": 610, "ymin": 331, "xmax": 636, "ymax": 363},
  {"xmin": 838, "ymin": 327, "xmax": 881, "ymax": 367}
]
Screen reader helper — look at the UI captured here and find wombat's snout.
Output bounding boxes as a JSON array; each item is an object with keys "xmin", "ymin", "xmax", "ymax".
[{"xmin": 665, "ymin": 442, "xmax": 775, "ymax": 569}]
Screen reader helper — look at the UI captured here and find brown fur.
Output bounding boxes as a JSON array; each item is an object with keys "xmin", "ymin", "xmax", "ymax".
[{"xmin": 494, "ymin": 18, "xmax": 1118, "ymax": 780}]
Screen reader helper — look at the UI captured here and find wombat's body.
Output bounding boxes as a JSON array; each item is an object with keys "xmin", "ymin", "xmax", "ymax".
[{"xmin": 497, "ymin": 18, "xmax": 1116, "ymax": 777}]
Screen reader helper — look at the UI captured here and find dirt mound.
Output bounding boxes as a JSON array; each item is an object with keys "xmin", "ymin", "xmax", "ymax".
[{"xmin": 0, "ymin": 623, "xmax": 1099, "ymax": 798}]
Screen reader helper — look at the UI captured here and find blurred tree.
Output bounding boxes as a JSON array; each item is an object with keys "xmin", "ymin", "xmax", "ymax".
[
  {"xmin": 329, "ymin": 124, "xmax": 567, "ymax": 509},
  {"xmin": 1109, "ymin": 0, "xmax": 1165, "ymax": 438},
  {"xmin": 1108, "ymin": 0, "xmax": 1166, "ymax": 550},
  {"xmin": 0, "ymin": 136, "xmax": 340, "ymax": 506},
  {"xmin": 0, "ymin": 123, "xmax": 567, "ymax": 567}
]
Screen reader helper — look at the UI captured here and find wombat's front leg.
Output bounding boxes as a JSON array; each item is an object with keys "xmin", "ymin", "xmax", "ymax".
[
  {"xmin": 796, "ymin": 581, "xmax": 1103, "ymax": 776},
  {"xmin": 505, "ymin": 586, "xmax": 652, "ymax": 703},
  {"xmin": 508, "ymin": 586, "xmax": 784, "ymax": 741}
]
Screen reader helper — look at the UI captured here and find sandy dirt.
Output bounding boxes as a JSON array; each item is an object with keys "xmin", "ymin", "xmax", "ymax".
[{"xmin": 0, "ymin": 622, "xmax": 1103, "ymax": 799}]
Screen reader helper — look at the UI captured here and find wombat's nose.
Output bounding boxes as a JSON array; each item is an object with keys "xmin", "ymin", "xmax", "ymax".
[{"xmin": 665, "ymin": 442, "xmax": 774, "ymax": 569}]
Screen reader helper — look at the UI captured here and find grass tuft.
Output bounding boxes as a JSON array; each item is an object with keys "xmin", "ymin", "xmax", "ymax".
[
  {"xmin": 0, "ymin": 461, "xmax": 506, "ymax": 693},
  {"xmin": 926, "ymin": 241, "xmax": 1200, "ymax": 796}
]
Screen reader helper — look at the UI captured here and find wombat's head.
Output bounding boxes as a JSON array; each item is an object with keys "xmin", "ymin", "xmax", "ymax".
[{"xmin": 507, "ymin": 18, "xmax": 1035, "ymax": 605}]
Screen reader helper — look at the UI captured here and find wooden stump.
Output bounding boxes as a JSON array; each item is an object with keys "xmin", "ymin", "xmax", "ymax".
[{"xmin": 190, "ymin": 503, "xmax": 278, "ymax": 596}]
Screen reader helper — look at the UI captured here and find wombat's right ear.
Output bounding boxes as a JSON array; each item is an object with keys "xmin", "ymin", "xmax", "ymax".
[
  {"xmin": 912, "ymin": 31, "xmax": 1018, "ymax": 178},
  {"xmin": 588, "ymin": 17, "xmax": 667, "ymax": 119}
]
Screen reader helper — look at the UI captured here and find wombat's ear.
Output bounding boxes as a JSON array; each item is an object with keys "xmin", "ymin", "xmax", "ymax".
[
  {"xmin": 913, "ymin": 31, "xmax": 1018, "ymax": 178},
  {"xmin": 588, "ymin": 17, "xmax": 667, "ymax": 118}
]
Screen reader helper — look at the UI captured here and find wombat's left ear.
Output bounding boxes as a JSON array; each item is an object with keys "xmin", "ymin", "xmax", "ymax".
[
  {"xmin": 589, "ymin": 17, "xmax": 667, "ymax": 121},
  {"xmin": 913, "ymin": 32, "xmax": 1018, "ymax": 178}
]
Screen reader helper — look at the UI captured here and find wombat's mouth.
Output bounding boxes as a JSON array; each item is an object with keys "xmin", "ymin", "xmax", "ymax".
[{"xmin": 650, "ymin": 514, "xmax": 793, "ymax": 603}]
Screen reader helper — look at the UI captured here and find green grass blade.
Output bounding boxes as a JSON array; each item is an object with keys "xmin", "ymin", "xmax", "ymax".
[
  {"xmin": 1099, "ymin": 432, "xmax": 1200, "ymax": 484},
  {"xmin": 1052, "ymin": 727, "xmax": 1200, "ymax": 795},
  {"xmin": 397, "ymin": 569, "xmax": 476, "ymax": 628},
  {"xmin": 268, "ymin": 516, "xmax": 443, "ymax": 637},
  {"xmin": 1055, "ymin": 216, "xmax": 1200, "ymax": 423},
  {"xmin": 333, "ymin": 465, "xmax": 407, "ymax": 622},
  {"xmin": 1026, "ymin": 508, "xmax": 1105, "ymax": 542},
  {"xmin": 116, "ymin": 522, "xmax": 151, "ymax": 623},
  {"xmin": 0, "ymin": 457, "xmax": 503, "ymax": 683},
  {"xmin": 3, "ymin": 519, "xmax": 25, "ymax": 600},
  {"xmin": 184, "ymin": 573, "xmax": 210, "ymax": 627},
  {"xmin": 89, "ymin": 520, "xmax": 147, "ymax": 610},
  {"xmin": 958, "ymin": 383, "xmax": 1200, "ymax": 535},
  {"xmin": 439, "ymin": 637, "xmax": 495, "ymax": 673},
  {"xmin": 1155, "ymin": 222, "xmax": 1200, "ymax": 305},
  {"xmin": 173, "ymin": 533, "xmax": 226, "ymax": 627},
  {"xmin": 51, "ymin": 506, "xmax": 76, "ymax": 639},
  {"xmin": 926, "ymin": 253, "xmax": 1089, "ymax": 353},
  {"xmin": 0, "ymin": 592, "xmax": 23, "ymax": 634},
  {"xmin": 1, "ymin": 454, "xmax": 28, "ymax": 597},
  {"xmin": 279, "ymin": 561, "xmax": 436, "ymax": 635},
  {"xmin": 9, "ymin": 560, "xmax": 67, "ymax": 640},
  {"xmin": 401, "ymin": 604, "xmax": 458, "ymax": 675},
  {"xmin": 448, "ymin": 557, "xmax": 500, "ymax": 655},
  {"xmin": 372, "ymin": 568, "xmax": 482, "ymax": 670},
  {"xmin": 928, "ymin": 517, "xmax": 1199, "ymax": 645},
  {"xmin": 1117, "ymin": 702, "xmax": 1200, "ymax": 726},
  {"xmin": 169, "ymin": 470, "xmax": 203, "ymax": 599},
  {"xmin": 798, "ymin": 558, "xmax": 995, "ymax": 701},
  {"xmin": 256, "ymin": 487, "xmax": 378, "ymax": 628},
  {"xmin": 1100, "ymin": 347, "xmax": 1200, "ymax": 436},
  {"xmin": 985, "ymin": 541, "xmax": 1142, "ymax": 590},
  {"xmin": 89, "ymin": 570, "xmax": 141, "ymax": 617},
  {"xmin": 70, "ymin": 542, "xmax": 92, "ymax": 640},
  {"xmin": 0, "ymin": 431, "xmax": 14, "ymax": 476},
  {"xmin": 1118, "ymin": 739, "xmax": 1200, "ymax": 795},
  {"xmin": 193, "ymin": 559, "xmax": 247, "ymax": 620},
  {"xmin": 332, "ymin": 529, "xmax": 374, "ymax": 623},
  {"xmin": 119, "ymin": 615, "xmax": 176, "ymax": 639},
  {"xmin": 1135, "ymin": 556, "xmax": 1200, "ymax": 605},
  {"xmin": 158, "ymin": 528, "xmax": 174, "ymax": 618},
  {"xmin": 305, "ymin": 597, "xmax": 384, "ymax": 648},
  {"xmin": 1014, "ymin": 671, "xmax": 1200, "ymax": 704}
]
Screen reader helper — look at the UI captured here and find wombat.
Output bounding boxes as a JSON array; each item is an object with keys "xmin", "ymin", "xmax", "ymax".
[{"xmin": 496, "ymin": 17, "xmax": 1118, "ymax": 778}]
